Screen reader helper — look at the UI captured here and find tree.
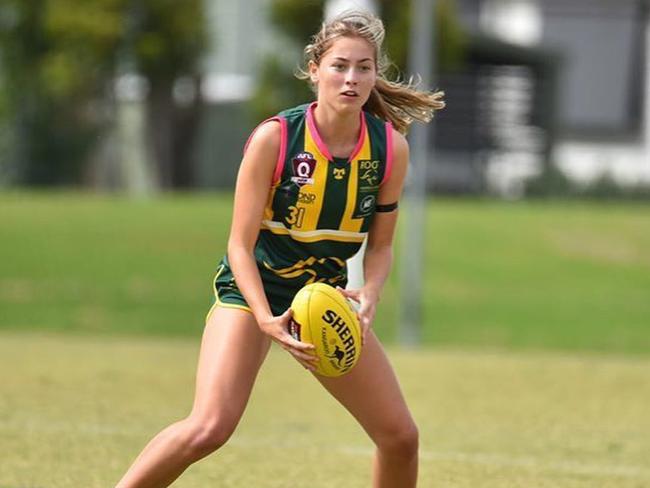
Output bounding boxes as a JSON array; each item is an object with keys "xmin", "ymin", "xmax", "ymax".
[
  {"xmin": 250, "ymin": 0, "xmax": 467, "ymax": 120},
  {"xmin": 128, "ymin": 0, "xmax": 206, "ymax": 188},
  {"xmin": 0, "ymin": 0, "xmax": 206, "ymax": 187},
  {"xmin": 0, "ymin": 0, "xmax": 124, "ymax": 185}
]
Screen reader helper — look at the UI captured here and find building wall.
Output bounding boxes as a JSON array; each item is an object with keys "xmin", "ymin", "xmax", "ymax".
[{"xmin": 454, "ymin": 0, "xmax": 649, "ymax": 187}]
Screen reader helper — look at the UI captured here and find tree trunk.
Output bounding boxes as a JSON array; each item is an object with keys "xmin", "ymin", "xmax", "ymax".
[
  {"xmin": 146, "ymin": 78, "xmax": 175, "ymax": 188},
  {"xmin": 146, "ymin": 76, "xmax": 203, "ymax": 188},
  {"xmin": 172, "ymin": 75, "xmax": 203, "ymax": 188}
]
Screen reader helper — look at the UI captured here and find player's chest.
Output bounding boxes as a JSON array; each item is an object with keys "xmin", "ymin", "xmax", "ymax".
[{"xmin": 280, "ymin": 152, "xmax": 381, "ymax": 205}]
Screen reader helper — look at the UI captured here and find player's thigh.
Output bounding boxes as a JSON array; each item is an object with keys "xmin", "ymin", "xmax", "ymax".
[
  {"xmin": 190, "ymin": 306, "xmax": 271, "ymax": 423},
  {"xmin": 313, "ymin": 331, "xmax": 416, "ymax": 443}
]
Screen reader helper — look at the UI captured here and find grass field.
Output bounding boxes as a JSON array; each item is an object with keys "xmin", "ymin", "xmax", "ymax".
[
  {"xmin": 1, "ymin": 192, "xmax": 649, "ymax": 353},
  {"xmin": 1, "ymin": 332, "xmax": 648, "ymax": 487},
  {"xmin": 1, "ymin": 192, "xmax": 649, "ymax": 487}
]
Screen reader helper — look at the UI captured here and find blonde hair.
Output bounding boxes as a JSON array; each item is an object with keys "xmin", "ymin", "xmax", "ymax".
[{"xmin": 296, "ymin": 10, "xmax": 445, "ymax": 134}]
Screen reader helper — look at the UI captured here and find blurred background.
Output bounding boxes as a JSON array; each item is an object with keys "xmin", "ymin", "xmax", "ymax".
[
  {"xmin": 2, "ymin": 2, "xmax": 650, "ymax": 486},
  {"xmin": 1, "ymin": 0, "xmax": 649, "ymax": 350},
  {"xmin": 2, "ymin": 0, "xmax": 650, "ymax": 197}
]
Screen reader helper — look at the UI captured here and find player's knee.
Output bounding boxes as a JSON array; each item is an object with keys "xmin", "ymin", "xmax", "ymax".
[
  {"xmin": 376, "ymin": 421, "xmax": 419, "ymax": 459},
  {"xmin": 184, "ymin": 417, "xmax": 235, "ymax": 459}
]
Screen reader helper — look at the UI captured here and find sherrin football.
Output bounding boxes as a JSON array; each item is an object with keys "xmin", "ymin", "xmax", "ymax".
[{"xmin": 289, "ymin": 283, "xmax": 361, "ymax": 377}]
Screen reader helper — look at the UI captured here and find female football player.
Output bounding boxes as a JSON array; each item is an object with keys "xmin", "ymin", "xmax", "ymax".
[{"xmin": 116, "ymin": 10, "xmax": 443, "ymax": 488}]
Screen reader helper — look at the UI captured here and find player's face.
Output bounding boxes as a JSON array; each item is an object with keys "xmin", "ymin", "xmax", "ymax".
[{"xmin": 309, "ymin": 36, "xmax": 377, "ymax": 112}]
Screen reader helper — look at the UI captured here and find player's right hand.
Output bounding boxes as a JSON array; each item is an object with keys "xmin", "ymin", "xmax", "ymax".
[{"xmin": 258, "ymin": 309, "xmax": 319, "ymax": 372}]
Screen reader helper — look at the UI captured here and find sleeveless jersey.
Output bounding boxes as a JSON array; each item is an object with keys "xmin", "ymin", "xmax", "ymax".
[
  {"xmin": 227, "ymin": 102, "xmax": 394, "ymax": 293},
  {"xmin": 215, "ymin": 103, "xmax": 393, "ymax": 315}
]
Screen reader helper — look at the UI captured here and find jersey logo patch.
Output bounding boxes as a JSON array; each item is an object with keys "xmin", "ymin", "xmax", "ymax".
[
  {"xmin": 298, "ymin": 192, "xmax": 316, "ymax": 205},
  {"xmin": 359, "ymin": 159, "xmax": 380, "ymax": 187},
  {"xmin": 356, "ymin": 195, "xmax": 376, "ymax": 217},
  {"xmin": 291, "ymin": 152, "xmax": 317, "ymax": 186},
  {"xmin": 333, "ymin": 168, "xmax": 346, "ymax": 180}
]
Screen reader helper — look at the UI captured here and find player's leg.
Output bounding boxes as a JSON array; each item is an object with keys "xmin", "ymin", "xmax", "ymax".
[
  {"xmin": 313, "ymin": 331, "xmax": 418, "ymax": 488},
  {"xmin": 115, "ymin": 306, "xmax": 271, "ymax": 488}
]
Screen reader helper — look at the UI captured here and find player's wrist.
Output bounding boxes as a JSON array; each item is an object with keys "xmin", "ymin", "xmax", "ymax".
[
  {"xmin": 361, "ymin": 284, "xmax": 381, "ymax": 303},
  {"xmin": 254, "ymin": 310, "xmax": 275, "ymax": 329}
]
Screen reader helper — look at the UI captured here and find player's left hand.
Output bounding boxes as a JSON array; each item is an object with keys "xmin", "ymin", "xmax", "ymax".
[{"xmin": 335, "ymin": 286, "xmax": 378, "ymax": 346}]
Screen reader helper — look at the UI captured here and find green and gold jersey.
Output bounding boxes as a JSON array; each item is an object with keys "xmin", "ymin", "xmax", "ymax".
[
  {"xmin": 252, "ymin": 102, "xmax": 394, "ymax": 287},
  {"xmin": 217, "ymin": 102, "xmax": 394, "ymax": 312}
]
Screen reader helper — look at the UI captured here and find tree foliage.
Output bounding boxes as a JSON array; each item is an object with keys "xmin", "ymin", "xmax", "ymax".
[
  {"xmin": 381, "ymin": 0, "xmax": 467, "ymax": 76},
  {"xmin": 251, "ymin": 0, "xmax": 467, "ymax": 120},
  {"xmin": 0, "ymin": 0, "xmax": 205, "ymax": 186},
  {"xmin": 269, "ymin": 0, "xmax": 323, "ymax": 47}
]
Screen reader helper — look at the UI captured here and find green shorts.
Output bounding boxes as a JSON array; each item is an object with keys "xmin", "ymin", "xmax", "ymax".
[{"xmin": 205, "ymin": 259, "xmax": 303, "ymax": 323}]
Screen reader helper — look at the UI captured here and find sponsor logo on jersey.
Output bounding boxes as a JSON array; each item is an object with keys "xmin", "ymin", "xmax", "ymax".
[
  {"xmin": 359, "ymin": 159, "xmax": 380, "ymax": 187},
  {"xmin": 333, "ymin": 168, "xmax": 346, "ymax": 180},
  {"xmin": 358, "ymin": 195, "xmax": 376, "ymax": 216},
  {"xmin": 291, "ymin": 152, "xmax": 316, "ymax": 186},
  {"xmin": 297, "ymin": 191, "xmax": 316, "ymax": 205}
]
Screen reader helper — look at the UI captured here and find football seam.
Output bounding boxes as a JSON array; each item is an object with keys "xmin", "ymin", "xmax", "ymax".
[{"xmin": 334, "ymin": 291, "xmax": 361, "ymax": 344}]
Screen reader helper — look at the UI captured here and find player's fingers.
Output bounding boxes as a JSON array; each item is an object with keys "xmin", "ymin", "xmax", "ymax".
[
  {"xmin": 276, "ymin": 336, "xmax": 317, "ymax": 363},
  {"xmin": 296, "ymin": 356, "xmax": 317, "ymax": 372},
  {"xmin": 334, "ymin": 286, "xmax": 350, "ymax": 298},
  {"xmin": 358, "ymin": 303, "xmax": 374, "ymax": 327},
  {"xmin": 335, "ymin": 286, "xmax": 360, "ymax": 303},
  {"xmin": 356, "ymin": 304, "xmax": 369, "ymax": 323},
  {"xmin": 361, "ymin": 322, "xmax": 369, "ymax": 346},
  {"xmin": 279, "ymin": 308, "xmax": 293, "ymax": 325},
  {"xmin": 286, "ymin": 344, "xmax": 319, "ymax": 367},
  {"xmin": 360, "ymin": 313, "xmax": 373, "ymax": 331},
  {"xmin": 283, "ymin": 334, "xmax": 316, "ymax": 352},
  {"xmin": 289, "ymin": 346, "xmax": 319, "ymax": 363},
  {"xmin": 358, "ymin": 299, "xmax": 374, "ymax": 315},
  {"xmin": 277, "ymin": 334, "xmax": 317, "ymax": 361},
  {"xmin": 357, "ymin": 311, "xmax": 369, "ymax": 327}
]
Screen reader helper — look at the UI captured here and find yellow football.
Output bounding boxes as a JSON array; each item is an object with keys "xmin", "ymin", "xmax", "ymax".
[{"xmin": 289, "ymin": 283, "xmax": 362, "ymax": 377}]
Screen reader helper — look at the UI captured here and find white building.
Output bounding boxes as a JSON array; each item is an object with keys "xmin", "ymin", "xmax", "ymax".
[
  {"xmin": 198, "ymin": 0, "xmax": 650, "ymax": 193},
  {"xmin": 456, "ymin": 0, "xmax": 650, "ymax": 191}
]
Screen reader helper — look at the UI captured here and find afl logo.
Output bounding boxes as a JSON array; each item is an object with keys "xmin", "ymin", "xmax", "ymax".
[
  {"xmin": 359, "ymin": 195, "xmax": 376, "ymax": 214},
  {"xmin": 291, "ymin": 152, "xmax": 316, "ymax": 186}
]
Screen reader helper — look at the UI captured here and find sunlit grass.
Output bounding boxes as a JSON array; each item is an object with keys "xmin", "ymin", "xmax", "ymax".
[
  {"xmin": 1, "ymin": 191, "xmax": 649, "ymax": 353},
  {"xmin": 1, "ymin": 332, "xmax": 648, "ymax": 487}
]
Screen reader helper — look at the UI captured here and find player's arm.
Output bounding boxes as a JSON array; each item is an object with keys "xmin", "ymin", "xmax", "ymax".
[
  {"xmin": 338, "ymin": 129, "xmax": 409, "ymax": 343},
  {"xmin": 227, "ymin": 122, "xmax": 316, "ymax": 367},
  {"xmin": 364, "ymin": 130, "xmax": 408, "ymax": 294}
]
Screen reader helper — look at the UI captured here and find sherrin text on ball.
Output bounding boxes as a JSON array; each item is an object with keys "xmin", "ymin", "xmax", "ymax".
[{"xmin": 289, "ymin": 283, "xmax": 362, "ymax": 377}]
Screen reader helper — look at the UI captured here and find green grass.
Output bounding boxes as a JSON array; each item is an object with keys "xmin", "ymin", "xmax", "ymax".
[
  {"xmin": 2, "ymin": 194, "xmax": 649, "ymax": 486},
  {"xmin": 1, "ymin": 332, "xmax": 649, "ymax": 487},
  {"xmin": 1, "ymin": 191, "xmax": 649, "ymax": 354},
  {"xmin": 418, "ymin": 201, "xmax": 650, "ymax": 353}
]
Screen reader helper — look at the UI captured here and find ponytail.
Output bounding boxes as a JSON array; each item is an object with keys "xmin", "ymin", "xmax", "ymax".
[{"xmin": 365, "ymin": 77, "xmax": 445, "ymax": 134}]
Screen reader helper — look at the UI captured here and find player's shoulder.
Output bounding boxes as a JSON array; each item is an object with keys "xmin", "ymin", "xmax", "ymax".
[
  {"xmin": 391, "ymin": 127, "xmax": 409, "ymax": 163},
  {"xmin": 247, "ymin": 103, "xmax": 310, "ymax": 152},
  {"xmin": 246, "ymin": 118, "xmax": 282, "ymax": 155},
  {"xmin": 278, "ymin": 103, "xmax": 310, "ymax": 120}
]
